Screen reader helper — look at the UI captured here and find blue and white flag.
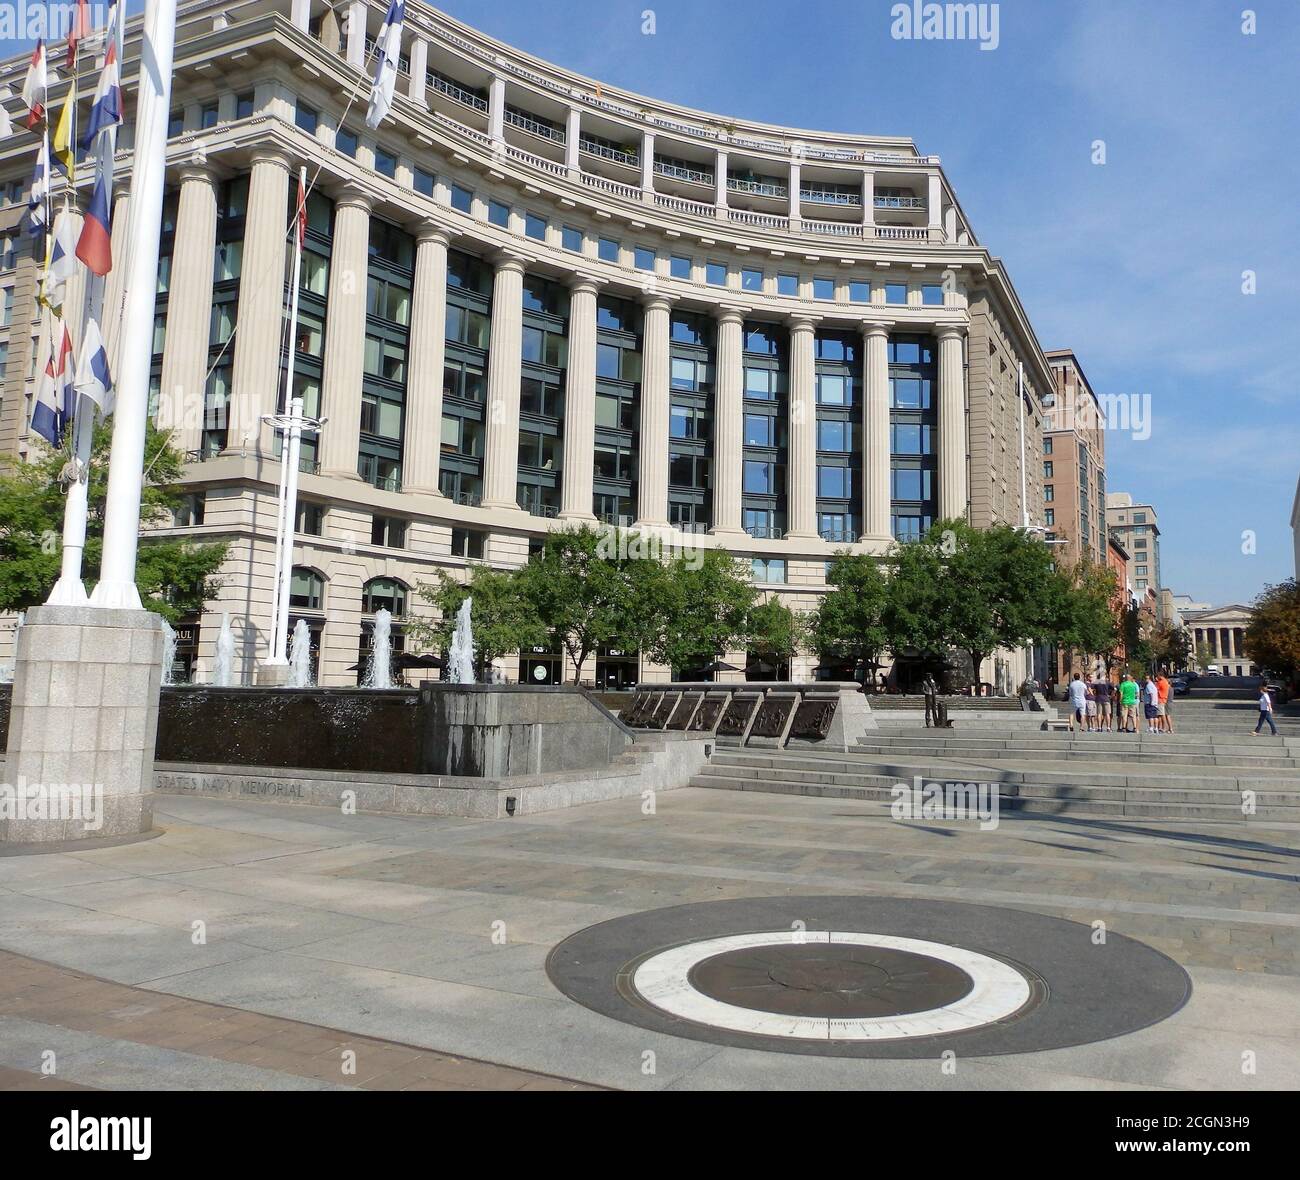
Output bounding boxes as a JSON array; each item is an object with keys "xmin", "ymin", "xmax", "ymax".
[
  {"xmin": 32, "ymin": 320, "xmax": 74, "ymax": 447},
  {"xmin": 39, "ymin": 209, "xmax": 79, "ymax": 310},
  {"xmin": 75, "ymin": 316, "xmax": 113, "ymax": 418},
  {"xmin": 27, "ymin": 134, "xmax": 49, "ymax": 237},
  {"xmin": 365, "ymin": 0, "xmax": 405, "ymax": 129}
]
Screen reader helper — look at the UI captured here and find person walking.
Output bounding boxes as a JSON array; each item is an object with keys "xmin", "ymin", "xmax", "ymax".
[
  {"xmin": 1253, "ymin": 684, "xmax": 1278, "ymax": 736},
  {"xmin": 1155, "ymin": 672, "xmax": 1172, "ymax": 734},
  {"xmin": 1094, "ymin": 673, "xmax": 1113, "ymax": 732},
  {"xmin": 921, "ymin": 673, "xmax": 939, "ymax": 728},
  {"xmin": 1067, "ymin": 672, "xmax": 1088, "ymax": 733},
  {"xmin": 1118, "ymin": 671, "xmax": 1139, "ymax": 733}
]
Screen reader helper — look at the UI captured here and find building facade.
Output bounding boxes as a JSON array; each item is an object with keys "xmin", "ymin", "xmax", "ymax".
[
  {"xmin": 1043, "ymin": 349, "xmax": 1105, "ymax": 568},
  {"xmin": 1184, "ymin": 606, "xmax": 1256, "ymax": 677},
  {"xmin": 0, "ymin": 0, "xmax": 1054, "ymax": 687},
  {"xmin": 1106, "ymin": 492, "xmax": 1162, "ymax": 616}
]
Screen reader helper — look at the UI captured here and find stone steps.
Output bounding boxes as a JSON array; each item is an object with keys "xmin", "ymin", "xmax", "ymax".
[{"xmin": 688, "ymin": 747, "xmax": 1300, "ymax": 821}]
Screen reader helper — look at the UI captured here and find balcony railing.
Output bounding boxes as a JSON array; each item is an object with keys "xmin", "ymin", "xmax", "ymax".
[
  {"xmin": 803, "ymin": 219, "xmax": 864, "ymax": 238},
  {"xmin": 745, "ymin": 526, "xmax": 785, "ymax": 540},
  {"xmin": 728, "ymin": 176, "xmax": 787, "ymax": 198},
  {"xmin": 874, "ymin": 194, "xmax": 925, "ymax": 209},
  {"xmin": 654, "ymin": 159, "xmax": 713, "ymax": 185},
  {"xmin": 579, "ymin": 136, "xmax": 639, "ymax": 166},
  {"xmin": 801, "ymin": 186, "xmax": 862, "ymax": 207},
  {"xmin": 504, "ymin": 108, "xmax": 565, "ymax": 143},
  {"xmin": 452, "ymin": 490, "xmax": 482, "ymax": 507},
  {"xmin": 819, "ymin": 529, "xmax": 856, "ymax": 543}
]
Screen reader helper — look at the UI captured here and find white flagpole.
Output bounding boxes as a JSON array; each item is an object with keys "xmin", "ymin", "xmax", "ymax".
[{"xmin": 89, "ymin": 0, "xmax": 174, "ymax": 609}]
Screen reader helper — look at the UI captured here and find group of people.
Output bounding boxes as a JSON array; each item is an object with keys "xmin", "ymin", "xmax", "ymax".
[{"xmin": 1065, "ymin": 670, "xmax": 1175, "ymax": 734}]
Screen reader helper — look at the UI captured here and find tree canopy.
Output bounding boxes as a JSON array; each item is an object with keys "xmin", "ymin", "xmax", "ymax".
[{"xmin": 1245, "ymin": 579, "xmax": 1300, "ymax": 680}]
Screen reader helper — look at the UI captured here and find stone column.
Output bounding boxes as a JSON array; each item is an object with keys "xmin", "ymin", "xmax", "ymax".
[
  {"xmin": 936, "ymin": 326, "xmax": 968, "ymax": 521},
  {"xmin": 481, "ymin": 253, "xmax": 526, "ymax": 510},
  {"xmin": 400, "ymin": 226, "xmax": 450, "ymax": 495},
  {"xmin": 861, "ymin": 170, "xmax": 875, "ymax": 227},
  {"xmin": 861, "ymin": 322, "xmax": 891, "ymax": 540},
  {"xmin": 408, "ymin": 37, "xmax": 428, "ymax": 106},
  {"xmin": 318, "ymin": 186, "xmax": 371, "ymax": 479},
  {"xmin": 715, "ymin": 149, "xmax": 729, "ymax": 210},
  {"xmin": 159, "ymin": 164, "xmax": 217, "ymax": 455},
  {"xmin": 786, "ymin": 314, "xmax": 818, "ymax": 539},
  {"xmin": 488, "ymin": 75, "xmax": 506, "ymax": 144},
  {"xmin": 640, "ymin": 130, "xmax": 655, "ymax": 196},
  {"xmin": 345, "ymin": 0, "xmax": 366, "ymax": 69},
  {"xmin": 559, "ymin": 277, "xmax": 600, "ymax": 521},
  {"xmin": 636, "ymin": 294, "xmax": 674, "ymax": 527},
  {"xmin": 565, "ymin": 108, "xmax": 581, "ymax": 175},
  {"xmin": 229, "ymin": 151, "xmax": 290, "ymax": 455},
  {"xmin": 291, "ymin": 0, "xmax": 310, "ymax": 31},
  {"xmin": 928, "ymin": 173, "xmax": 943, "ymax": 235},
  {"xmin": 710, "ymin": 306, "xmax": 745, "ymax": 537},
  {"xmin": 788, "ymin": 158, "xmax": 801, "ymax": 225}
]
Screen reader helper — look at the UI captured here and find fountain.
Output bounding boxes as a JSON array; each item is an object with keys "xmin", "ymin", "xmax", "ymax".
[
  {"xmin": 448, "ymin": 597, "xmax": 475, "ymax": 685},
  {"xmin": 213, "ymin": 613, "xmax": 236, "ymax": 687},
  {"xmin": 290, "ymin": 619, "xmax": 313, "ymax": 688},
  {"xmin": 365, "ymin": 608, "xmax": 393, "ymax": 689},
  {"xmin": 160, "ymin": 618, "xmax": 178, "ymax": 686}
]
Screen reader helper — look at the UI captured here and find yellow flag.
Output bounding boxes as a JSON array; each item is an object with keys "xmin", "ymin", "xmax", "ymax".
[{"xmin": 52, "ymin": 81, "xmax": 75, "ymax": 183}]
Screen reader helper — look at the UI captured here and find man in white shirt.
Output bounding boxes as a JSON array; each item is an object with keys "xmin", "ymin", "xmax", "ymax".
[
  {"xmin": 1143, "ymin": 676, "xmax": 1159, "ymax": 734},
  {"xmin": 1067, "ymin": 672, "xmax": 1088, "ymax": 733},
  {"xmin": 1253, "ymin": 685, "xmax": 1278, "ymax": 736}
]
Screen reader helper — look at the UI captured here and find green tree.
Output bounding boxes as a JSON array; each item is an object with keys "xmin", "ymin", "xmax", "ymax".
[
  {"xmin": 1244, "ymin": 579, "xmax": 1300, "ymax": 679},
  {"xmin": 1149, "ymin": 621, "xmax": 1192, "ymax": 672},
  {"xmin": 518, "ymin": 524, "xmax": 644, "ymax": 684},
  {"xmin": 810, "ymin": 552, "xmax": 890, "ymax": 676},
  {"xmin": 746, "ymin": 594, "xmax": 801, "ymax": 667},
  {"xmin": 411, "ymin": 564, "xmax": 547, "ymax": 675},
  {"xmin": 1048, "ymin": 559, "xmax": 1121, "ymax": 672},
  {"xmin": 641, "ymin": 549, "xmax": 756, "ymax": 675},
  {"xmin": 0, "ymin": 420, "xmax": 227, "ymax": 622}
]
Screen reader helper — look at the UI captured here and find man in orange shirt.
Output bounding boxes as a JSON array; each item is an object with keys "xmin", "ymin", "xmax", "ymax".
[{"xmin": 1155, "ymin": 672, "xmax": 1173, "ymax": 733}]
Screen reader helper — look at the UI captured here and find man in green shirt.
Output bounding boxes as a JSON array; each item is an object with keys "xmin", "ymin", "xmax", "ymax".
[{"xmin": 1118, "ymin": 672, "xmax": 1139, "ymax": 733}]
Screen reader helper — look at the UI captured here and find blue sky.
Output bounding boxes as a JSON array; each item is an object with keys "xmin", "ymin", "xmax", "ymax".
[
  {"xmin": 5, "ymin": 1, "xmax": 1295, "ymax": 605},
  {"xmin": 432, "ymin": 0, "xmax": 1298, "ymax": 606}
]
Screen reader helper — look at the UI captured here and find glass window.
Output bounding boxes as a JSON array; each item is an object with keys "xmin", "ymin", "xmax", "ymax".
[
  {"xmin": 296, "ymin": 103, "xmax": 318, "ymax": 134},
  {"xmin": 745, "ymin": 414, "xmax": 772, "ymax": 446},
  {"xmin": 598, "ymin": 237, "xmax": 620, "ymax": 263},
  {"xmin": 776, "ymin": 273, "xmax": 798, "ymax": 296},
  {"xmin": 890, "ymin": 377, "xmax": 928, "ymax": 409},
  {"xmin": 891, "ymin": 423, "xmax": 932, "ymax": 455},
  {"xmin": 671, "ymin": 315, "xmax": 703, "ymax": 345},
  {"xmin": 741, "ymin": 268, "xmax": 763, "ymax": 292},
  {"xmin": 813, "ymin": 277, "xmax": 834, "ymax": 300},
  {"xmin": 849, "ymin": 280, "xmax": 870, "ymax": 303},
  {"xmin": 670, "ymin": 255, "xmax": 692, "ymax": 279},
  {"xmin": 818, "ymin": 420, "xmax": 848, "ymax": 451},
  {"xmin": 488, "ymin": 200, "xmax": 510, "ymax": 227},
  {"xmin": 885, "ymin": 282, "xmax": 908, "ymax": 305},
  {"xmin": 450, "ymin": 184, "xmax": 473, "ymax": 213},
  {"xmin": 335, "ymin": 126, "xmax": 358, "ymax": 157},
  {"xmin": 290, "ymin": 569, "xmax": 324, "ymax": 611},
  {"xmin": 818, "ymin": 466, "xmax": 848, "ymax": 498},
  {"xmin": 816, "ymin": 373, "xmax": 847, "ymax": 405},
  {"xmin": 744, "ymin": 460, "xmax": 773, "ymax": 494},
  {"xmin": 413, "ymin": 167, "xmax": 435, "ymax": 196},
  {"xmin": 752, "ymin": 558, "xmax": 786, "ymax": 584},
  {"xmin": 892, "ymin": 468, "xmax": 931, "ymax": 501},
  {"xmin": 374, "ymin": 147, "xmax": 397, "ymax": 178},
  {"xmin": 562, "ymin": 225, "xmax": 583, "ymax": 252},
  {"xmin": 921, "ymin": 283, "xmax": 945, "ymax": 306},
  {"xmin": 706, "ymin": 262, "xmax": 727, "ymax": 286},
  {"xmin": 634, "ymin": 246, "xmax": 656, "ymax": 272},
  {"xmin": 745, "ymin": 325, "xmax": 778, "ymax": 355},
  {"xmin": 596, "ymin": 343, "xmax": 622, "ymax": 380},
  {"xmin": 671, "ymin": 357, "xmax": 698, "ymax": 391},
  {"xmin": 745, "ymin": 368, "xmax": 774, "ymax": 399},
  {"xmin": 525, "ymin": 212, "xmax": 547, "ymax": 241}
]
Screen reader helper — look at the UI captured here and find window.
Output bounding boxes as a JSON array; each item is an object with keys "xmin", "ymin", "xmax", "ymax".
[
  {"xmin": 521, "ymin": 325, "xmax": 566, "ymax": 368},
  {"xmin": 1044, "ymin": 485, "xmax": 1054, "ymax": 502},
  {"xmin": 818, "ymin": 420, "xmax": 849, "ymax": 451},
  {"xmin": 921, "ymin": 283, "xmax": 945, "ymax": 306},
  {"xmin": 745, "ymin": 325, "xmax": 779, "ymax": 355},
  {"xmin": 363, "ymin": 336, "xmax": 407, "ymax": 384},
  {"xmin": 445, "ymin": 305, "xmax": 490, "ymax": 349},
  {"xmin": 752, "ymin": 558, "xmax": 786, "ymax": 584},
  {"xmin": 374, "ymin": 147, "xmax": 397, "ymax": 178},
  {"xmin": 744, "ymin": 460, "xmax": 774, "ymax": 494},
  {"xmin": 1043, "ymin": 461, "xmax": 1053, "ymax": 477},
  {"xmin": 562, "ymin": 225, "xmax": 583, "ymax": 252},
  {"xmin": 236, "ymin": 92, "xmax": 254, "ymax": 120},
  {"xmin": 525, "ymin": 212, "xmax": 547, "ymax": 241},
  {"xmin": 518, "ymin": 429, "xmax": 560, "ymax": 470},
  {"xmin": 849, "ymin": 280, "xmax": 870, "ymax": 303},
  {"xmin": 892, "ymin": 468, "xmax": 932, "ymax": 501},
  {"xmin": 745, "ymin": 414, "xmax": 773, "ymax": 446},
  {"xmin": 371, "ymin": 516, "xmax": 407, "ymax": 548},
  {"xmin": 1045, "ymin": 509, "xmax": 1055, "ymax": 526},
  {"xmin": 413, "ymin": 167, "xmax": 435, "ymax": 197},
  {"xmin": 450, "ymin": 184, "xmax": 473, "ymax": 213},
  {"xmin": 367, "ymin": 276, "xmax": 411, "ymax": 325},
  {"xmin": 813, "ymin": 277, "xmax": 834, "ymax": 301},
  {"xmin": 0, "ymin": 286, "xmax": 11, "ymax": 327},
  {"xmin": 171, "ymin": 492, "xmax": 206, "ymax": 527},
  {"xmin": 670, "ymin": 255, "xmax": 692, "ymax": 280},
  {"xmin": 296, "ymin": 103, "xmax": 318, "ymax": 134},
  {"xmin": 706, "ymin": 262, "xmax": 727, "ymax": 286},
  {"xmin": 818, "ymin": 466, "xmax": 848, "ymax": 498},
  {"xmin": 594, "ymin": 442, "xmax": 633, "ymax": 480},
  {"xmin": 296, "ymin": 502, "xmax": 324, "ymax": 535},
  {"xmin": 671, "ymin": 314, "xmax": 703, "ymax": 345},
  {"xmin": 595, "ymin": 393, "xmax": 634, "ymax": 430},
  {"xmin": 671, "ymin": 357, "xmax": 701, "ymax": 391},
  {"xmin": 451, "ymin": 528, "xmax": 486, "ymax": 559},
  {"xmin": 598, "ymin": 237, "xmax": 620, "ymax": 263},
  {"xmin": 488, "ymin": 199, "xmax": 510, "ymax": 227},
  {"xmin": 741, "ymin": 268, "xmax": 763, "ymax": 292},
  {"xmin": 745, "ymin": 368, "xmax": 775, "ymax": 399},
  {"xmin": 335, "ymin": 126, "xmax": 358, "ymax": 157},
  {"xmin": 816, "ymin": 373, "xmax": 847, "ymax": 406},
  {"xmin": 891, "ymin": 423, "xmax": 933, "ymax": 455},
  {"xmin": 670, "ymin": 406, "xmax": 709, "ymax": 441},
  {"xmin": 634, "ymin": 246, "xmax": 656, "ymax": 272},
  {"xmin": 200, "ymin": 103, "xmax": 219, "ymax": 129},
  {"xmin": 885, "ymin": 282, "xmax": 907, "ymax": 305},
  {"xmin": 362, "ymin": 577, "xmax": 407, "ymax": 617},
  {"xmin": 596, "ymin": 343, "xmax": 623, "ymax": 380},
  {"xmin": 890, "ymin": 377, "xmax": 929, "ymax": 409},
  {"xmin": 1043, "ymin": 436, "xmax": 1053, "ymax": 454},
  {"xmin": 776, "ymin": 273, "xmax": 798, "ymax": 296},
  {"xmin": 289, "ymin": 569, "xmax": 324, "ymax": 611}
]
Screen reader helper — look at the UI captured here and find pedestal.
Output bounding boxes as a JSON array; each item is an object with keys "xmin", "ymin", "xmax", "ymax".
[
  {"xmin": 256, "ymin": 662, "xmax": 293, "ymax": 687},
  {"xmin": 1, "ymin": 605, "xmax": 163, "ymax": 847}
]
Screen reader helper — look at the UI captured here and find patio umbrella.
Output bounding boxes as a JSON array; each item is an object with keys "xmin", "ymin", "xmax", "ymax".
[
  {"xmin": 745, "ymin": 658, "xmax": 778, "ymax": 676},
  {"xmin": 691, "ymin": 660, "xmax": 740, "ymax": 675},
  {"xmin": 395, "ymin": 652, "xmax": 445, "ymax": 671}
]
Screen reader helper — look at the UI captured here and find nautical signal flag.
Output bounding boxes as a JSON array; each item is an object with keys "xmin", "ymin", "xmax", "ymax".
[
  {"xmin": 82, "ymin": 32, "xmax": 122, "ymax": 148},
  {"xmin": 75, "ymin": 316, "xmax": 112, "ymax": 419},
  {"xmin": 365, "ymin": 0, "xmax": 405, "ymax": 129},
  {"xmin": 75, "ymin": 163, "xmax": 112, "ymax": 275},
  {"xmin": 296, "ymin": 173, "xmax": 307, "ymax": 247},
  {"xmin": 21, "ymin": 40, "xmax": 47, "ymax": 129},
  {"xmin": 52, "ymin": 79, "xmax": 76, "ymax": 182},
  {"xmin": 67, "ymin": 0, "xmax": 92, "ymax": 68},
  {"xmin": 39, "ymin": 210, "xmax": 79, "ymax": 311},
  {"xmin": 32, "ymin": 320, "xmax": 75, "ymax": 448},
  {"xmin": 27, "ymin": 135, "xmax": 50, "ymax": 238}
]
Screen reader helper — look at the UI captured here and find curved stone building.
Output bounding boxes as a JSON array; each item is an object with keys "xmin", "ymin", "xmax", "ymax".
[{"xmin": 0, "ymin": 0, "xmax": 1054, "ymax": 687}]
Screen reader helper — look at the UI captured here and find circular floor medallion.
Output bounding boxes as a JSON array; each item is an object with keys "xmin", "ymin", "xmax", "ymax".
[{"xmin": 546, "ymin": 897, "xmax": 1191, "ymax": 1059}]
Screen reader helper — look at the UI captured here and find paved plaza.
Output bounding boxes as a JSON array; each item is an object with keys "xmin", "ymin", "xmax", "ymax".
[{"xmin": 1, "ymin": 785, "xmax": 1297, "ymax": 1090}]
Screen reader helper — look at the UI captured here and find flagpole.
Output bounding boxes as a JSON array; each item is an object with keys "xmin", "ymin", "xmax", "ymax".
[{"xmin": 88, "ymin": 0, "xmax": 174, "ymax": 610}]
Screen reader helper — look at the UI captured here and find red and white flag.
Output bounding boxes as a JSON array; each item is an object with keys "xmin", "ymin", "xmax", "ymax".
[{"xmin": 21, "ymin": 40, "xmax": 48, "ymax": 130}]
